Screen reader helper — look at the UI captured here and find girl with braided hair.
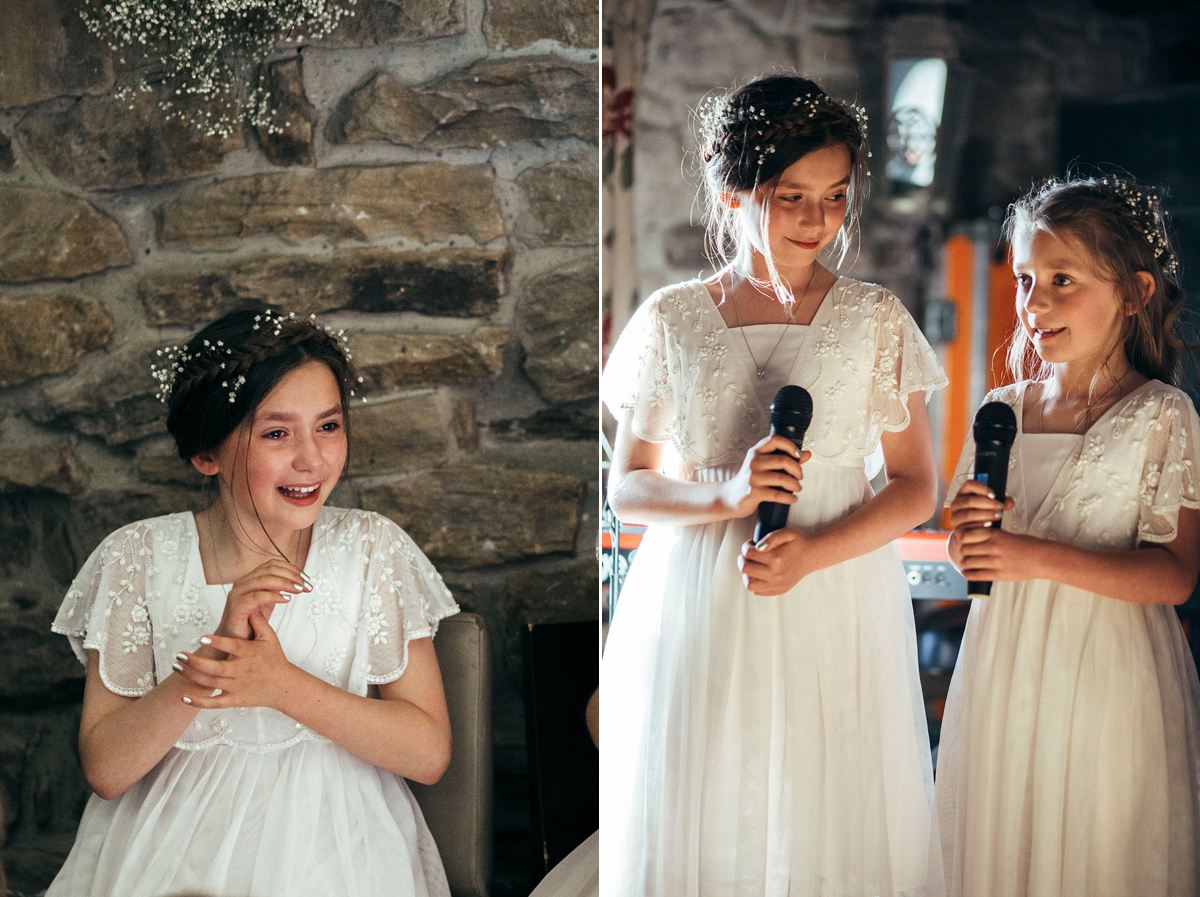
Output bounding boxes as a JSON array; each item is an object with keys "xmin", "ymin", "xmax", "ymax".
[
  {"xmin": 602, "ymin": 73, "xmax": 944, "ymax": 895},
  {"xmin": 47, "ymin": 308, "xmax": 458, "ymax": 897},
  {"xmin": 932, "ymin": 174, "xmax": 1200, "ymax": 896}
]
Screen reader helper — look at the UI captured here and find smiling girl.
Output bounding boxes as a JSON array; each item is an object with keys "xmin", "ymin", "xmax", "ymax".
[
  {"xmin": 601, "ymin": 73, "xmax": 946, "ymax": 896},
  {"xmin": 47, "ymin": 309, "xmax": 458, "ymax": 897},
  {"xmin": 931, "ymin": 175, "xmax": 1200, "ymax": 896}
]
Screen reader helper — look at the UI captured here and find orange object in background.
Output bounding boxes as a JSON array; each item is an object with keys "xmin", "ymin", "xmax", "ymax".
[{"xmin": 936, "ymin": 225, "xmax": 1018, "ymax": 528}]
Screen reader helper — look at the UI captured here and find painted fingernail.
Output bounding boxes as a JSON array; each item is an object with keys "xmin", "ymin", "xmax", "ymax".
[
  {"xmin": 994, "ymin": 510, "xmax": 1003, "ymax": 518},
  {"xmin": 199, "ymin": 636, "xmax": 213, "ymax": 646},
  {"xmin": 211, "ymin": 688, "xmax": 223, "ymax": 697},
  {"xmin": 175, "ymin": 652, "xmax": 188, "ymax": 663},
  {"xmin": 987, "ymin": 491, "xmax": 996, "ymax": 500},
  {"xmin": 292, "ymin": 582, "xmax": 305, "ymax": 591},
  {"xmin": 172, "ymin": 662, "xmax": 183, "ymax": 674},
  {"xmin": 182, "ymin": 696, "xmax": 193, "ymax": 705}
]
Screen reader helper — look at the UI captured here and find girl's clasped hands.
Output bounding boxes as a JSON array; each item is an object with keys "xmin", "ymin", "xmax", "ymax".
[{"xmin": 172, "ymin": 557, "xmax": 311, "ymax": 710}]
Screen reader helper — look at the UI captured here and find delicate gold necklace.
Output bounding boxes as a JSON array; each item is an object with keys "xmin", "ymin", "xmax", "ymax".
[
  {"xmin": 1037, "ymin": 368, "xmax": 1133, "ymax": 434},
  {"xmin": 729, "ymin": 265, "xmax": 817, "ymax": 379}
]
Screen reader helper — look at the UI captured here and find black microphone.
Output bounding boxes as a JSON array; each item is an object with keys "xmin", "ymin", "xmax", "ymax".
[
  {"xmin": 753, "ymin": 385, "xmax": 813, "ymax": 544},
  {"xmin": 968, "ymin": 401, "xmax": 1018, "ymax": 596}
]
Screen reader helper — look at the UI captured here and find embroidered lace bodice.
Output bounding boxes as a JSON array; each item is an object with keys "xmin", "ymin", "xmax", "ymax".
[
  {"xmin": 602, "ymin": 277, "xmax": 947, "ymax": 475},
  {"xmin": 951, "ymin": 380, "xmax": 1200, "ymax": 550},
  {"xmin": 53, "ymin": 507, "xmax": 458, "ymax": 752}
]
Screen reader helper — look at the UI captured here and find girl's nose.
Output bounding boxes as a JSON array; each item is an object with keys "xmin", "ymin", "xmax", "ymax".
[
  {"xmin": 1023, "ymin": 282, "xmax": 1050, "ymax": 313},
  {"xmin": 293, "ymin": 434, "xmax": 322, "ymax": 470}
]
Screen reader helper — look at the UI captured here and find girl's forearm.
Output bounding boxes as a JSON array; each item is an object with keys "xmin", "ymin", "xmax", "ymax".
[
  {"xmin": 805, "ymin": 471, "xmax": 938, "ymax": 572},
  {"xmin": 608, "ymin": 468, "xmax": 741, "ymax": 526},
  {"xmin": 270, "ymin": 666, "xmax": 451, "ymax": 784},
  {"xmin": 1022, "ymin": 536, "xmax": 1196, "ymax": 605},
  {"xmin": 80, "ymin": 663, "xmax": 203, "ymax": 799}
]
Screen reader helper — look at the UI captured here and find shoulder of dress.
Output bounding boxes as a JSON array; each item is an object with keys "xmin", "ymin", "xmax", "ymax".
[
  {"xmin": 103, "ymin": 512, "xmax": 191, "ymax": 546},
  {"xmin": 323, "ymin": 507, "xmax": 416, "ymax": 544},
  {"xmin": 984, "ymin": 381, "xmax": 1023, "ymax": 406},
  {"xmin": 645, "ymin": 280, "xmax": 709, "ymax": 317}
]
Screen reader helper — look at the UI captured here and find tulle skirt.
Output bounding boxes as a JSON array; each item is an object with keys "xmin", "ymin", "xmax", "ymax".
[
  {"xmin": 600, "ymin": 461, "xmax": 934, "ymax": 897},
  {"xmin": 929, "ymin": 581, "xmax": 1200, "ymax": 897},
  {"xmin": 46, "ymin": 740, "xmax": 449, "ymax": 897}
]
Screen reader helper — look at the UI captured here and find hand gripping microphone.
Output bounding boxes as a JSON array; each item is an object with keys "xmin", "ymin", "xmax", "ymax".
[
  {"xmin": 968, "ymin": 401, "xmax": 1018, "ymax": 596},
  {"xmin": 753, "ymin": 385, "xmax": 813, "ymax": 544}
]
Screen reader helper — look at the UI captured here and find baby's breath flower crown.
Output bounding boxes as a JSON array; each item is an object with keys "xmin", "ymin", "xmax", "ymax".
[
  {"xmin": 698, "ymin": 89, "xmax": 870, "ymax": 171},
  {"xmin": 151, "ymin": 310, "xmax": 363, "ymax": 407},
  {"xmin": 80, "ymin": 0, "xmax": 358, "ymax": 137}
]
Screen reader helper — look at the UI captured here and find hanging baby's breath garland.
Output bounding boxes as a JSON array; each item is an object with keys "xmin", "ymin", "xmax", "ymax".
[{"xmin": 79, "ymin": 0, "xmax": 358, "ymax": 137}]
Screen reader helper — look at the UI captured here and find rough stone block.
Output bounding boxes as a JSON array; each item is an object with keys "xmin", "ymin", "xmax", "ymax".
[
  {"xmin": 0, "ymin": 441, "xmax": 87, "ymax": 496},
  {"xmin": 488, "ymin": 407, "xmax": 596, "ymax": 442},
  {"xmin": 483, "ymin": 0, "xmax": 597, "ymax": 49},
  {"xmin": 256, "ymin": 56, "xmax": 316, "ymax": 167},
  {"xmin": 347, "ymin": 394, "xmax": 452, "ymax": 475},
  {"xmin": 351, "ymin": 328, "xmax": 508, "ymax": 391},
  {"xmin": 313, "ymin": 0, "xmax": 466, "ymax": 46},
  {"xmin": 0, "ymin": 0, "xmax": 112, "ymax": 110},
  {"xmin": 0, "ymin": 606, "xmax": 82, "ymax": 705},
  {"xmin": 139, "ymin": 249, "xmax": 509, "ymax": 324},
  {"xmin": 160, "ymin": 164, "xmax": 505, "ymax": 250},
  {"xmin": 32, "ymin": 342, "xmax": 167, "ymax": 446},
  {"xmin": 360, "ymin": 466, "xmax": 581, "ymax": 568},
  {"xmin": 0, "ymin": 294, "xmax": 113, "ymax": 388},
  {"xmin": 518, "ymin": 255, "xmax": 597, "ymax": 403},
  {"xmin": 331, "ymin": 56, "xmax": 597, "ymax": 149},
  {"xmin": 16, "ymin": 89, "xmax": 243, "ymax": 190},
  {"xmin": 517, "ymin": 160, "xmax": 597, "ymax": 246},
  {"xmin": 0, "ymin": 187, "xmax": 131, "ymax": 283}
]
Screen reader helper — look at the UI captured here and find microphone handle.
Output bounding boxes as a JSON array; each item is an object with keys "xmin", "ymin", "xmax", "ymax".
[
  {"xmin": 967, "ymin": 441, "xmax": 1012, "ymax": 596},
  {"xmin": 753, "ymin": 439, "xmax": 803, "ymax": 544}
]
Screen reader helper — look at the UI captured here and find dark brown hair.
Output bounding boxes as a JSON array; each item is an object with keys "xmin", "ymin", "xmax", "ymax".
[
  {"xmin": 165, "ymin": 308, "xmax": 355, "ymax": 462},
  {"xmin": 696, "ymin": 73, "xmax": 870, "ymax": 282}
]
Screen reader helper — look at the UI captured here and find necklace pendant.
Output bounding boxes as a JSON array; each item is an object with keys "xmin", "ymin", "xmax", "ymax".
[{"xmin": 756, "ymin": 369, "xmax": 766, "ymax": 378}]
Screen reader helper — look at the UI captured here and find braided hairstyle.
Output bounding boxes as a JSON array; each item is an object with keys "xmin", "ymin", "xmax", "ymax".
[
  {"xmin": 696, "ymin": 73, "xmax": 870, "ymax": 290},
  {"xmin": 1003, "ymin": 174, "xmax": 1188, "ymax": 386},
  {"xmin": 165, "ymin": 308, "xmax": 354, "ymax": 463}
]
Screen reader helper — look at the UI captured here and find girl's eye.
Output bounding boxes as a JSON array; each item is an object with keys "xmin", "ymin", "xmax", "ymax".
[
  {"xmin": 320, "ymin": 421, "xmax": 342, "ymax": 433},
  {"xmin": 263, "ymin": 429, "xmax": 286, "ymax": 440},
  {"xmin": 1014, "ymin": 273, "xmax": 1031, "ymax": 287},
  {"xmin": 778, "ymin": 194, "xmax": 801, "ymax": 204},
  {"xmin": 827, "ymin": 193, "xmax": 847, "ymax": 202},
  {"xmin": 1053, "ymin": 274, "xmax": 1072, "ymax": 286}
]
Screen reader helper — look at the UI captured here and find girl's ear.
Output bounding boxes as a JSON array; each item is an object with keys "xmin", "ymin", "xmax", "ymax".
[
  {"xmin": 1128, "ymin": 270, "xmax": 1155, "ymax": 314},
  {"xmin": 191, "ymin": 452, "xmax": 219, "ymax": 477}
]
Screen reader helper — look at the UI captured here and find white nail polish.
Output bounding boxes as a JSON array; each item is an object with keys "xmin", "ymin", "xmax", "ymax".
[
  {"xmin": 182, "ymin": 696, "xmax": 192, "ymax": 705},
  {"xmin": 211, "ymin": 688, "xmax": 223, "ymax": 697},
  {"xmin": 199, "ymin": 636, "xmax": 212, "ymax": 645},
  {"xmin": 172, "ymin": 662, "xmax": 183, "ymax": 674}
]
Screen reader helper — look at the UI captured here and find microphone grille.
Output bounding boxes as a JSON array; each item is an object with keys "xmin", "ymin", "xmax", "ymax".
[
  {"xmin": 973, "ymin": 400, "xmax": 1017, "ymax": 442},
  {"xmin": 770, "ymin": 385, "xmax": 813, "ymax": 429}
]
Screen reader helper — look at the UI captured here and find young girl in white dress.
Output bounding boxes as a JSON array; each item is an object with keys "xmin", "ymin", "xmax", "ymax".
[
  {"xmin": 47, "ymin": 309, "xmax": 459, "ymax": 897},
  {"xmin": 932, "ymin": 175, "xmax": 1200, "ymax": 897},
  {"xmin": 601, "ymin": 73, "xmax": 947, "ymax": 897}
]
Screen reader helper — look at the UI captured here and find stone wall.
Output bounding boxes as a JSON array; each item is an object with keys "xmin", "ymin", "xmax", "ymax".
[{"xmin": 0, "ymin": 0, "xmax": 598, "ymax": 893}]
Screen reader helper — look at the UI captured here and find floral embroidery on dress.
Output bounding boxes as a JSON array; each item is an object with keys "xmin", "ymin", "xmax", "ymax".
[
  {"xmin": 52, "ymin": 507, "xmax": 459, "ymax": 750},
  {"xmin": 601, "ymin": 278, "xmax": 946, "ymax": 476}
]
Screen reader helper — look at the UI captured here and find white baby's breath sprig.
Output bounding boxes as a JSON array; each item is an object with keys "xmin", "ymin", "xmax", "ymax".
[
  {"xmin": 80, "ymin": 0, "xmax": 358, "ymax": 137},
  {"xmin": 151, "ymin": 309, "xmax": 363, "ymax": 405}
]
